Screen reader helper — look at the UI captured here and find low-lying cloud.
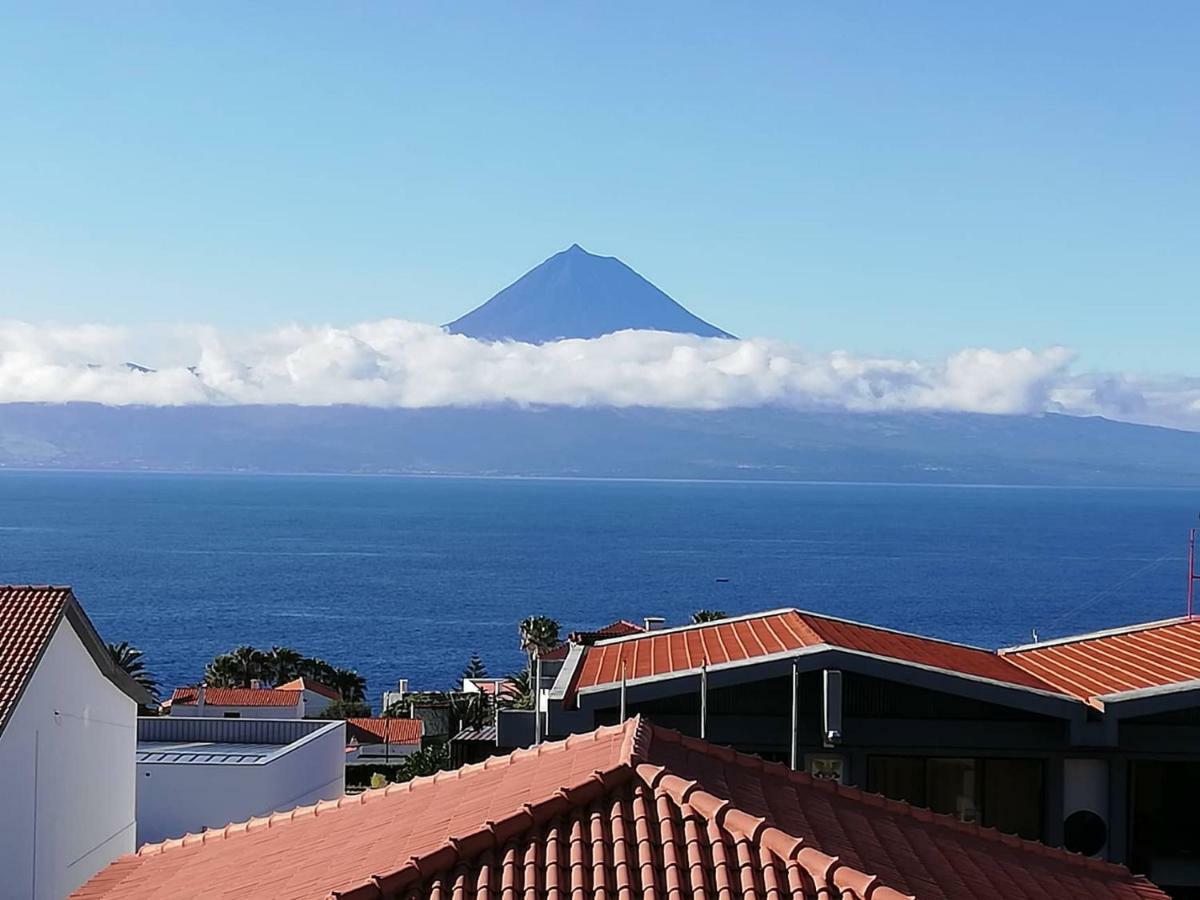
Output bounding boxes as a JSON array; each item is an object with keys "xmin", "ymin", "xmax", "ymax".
[{"xmin": 1, "ymin": 319, "xmax": 1197, "ymax": 431}]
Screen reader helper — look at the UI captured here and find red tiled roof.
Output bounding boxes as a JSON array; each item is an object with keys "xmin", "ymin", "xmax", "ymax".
[
  {"xmin": 346, "ymin": 718, "xmax": 423, "ymax": 746},
  {"xmin": 572, "ymin": 609, "xmax": 1057, "ymax": 697},
  {"xmin": 568, "ymin": 619, "xmax": 645, "ymax": 644},
  {"xmin": 0, "ymin": 586, "xmax": 74, "ymax": 733},
  {"xmin": 75, "ymin": 717, "xmax": 1166, "ymax": 900},
  {"xmin": 170, "ymin": 686, "xmax": 302, "ymax": 708},
  {"xmin": 278, "ymin": 677, "xmax": 341, "ymax": 701},
  {"xmin": 0, "ymin": 584, "xmax": 152, "ymax": 731},
  {"xmin": 1002, "ymin": 616, "xmax": 1200, "ymax": 701}
]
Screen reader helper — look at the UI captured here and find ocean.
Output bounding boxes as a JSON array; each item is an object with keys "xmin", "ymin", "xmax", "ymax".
[{"xmin": 0, "ymin": 471, "xmax": 1196, "ymax": 707}]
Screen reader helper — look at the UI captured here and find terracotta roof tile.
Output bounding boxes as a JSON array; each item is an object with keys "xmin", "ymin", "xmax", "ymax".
[
  {"xmin": 571, "ymin": 609, "xmax": 1059, "ymax": 699},
  {"xmin": 170, "ymin": 686, "xmax": 302, "ymax": 708},
  {"xmin": 1002, "ymin": 616, "xmax": 1200, "ymax": 700},
  {"xmin": 74, "ymin": 717, "xmax": 1167, "ymax": 900},
  {"xmin": 0, "ymin": 585, "xmax": 74, "ymax": 733},
  {"xmin": 346, "ymin": 718, "xmax": 423, "ymax": 745},
  {"xmin": 277, "ymin": 677, "xmax": 341, "ymax": 701}
]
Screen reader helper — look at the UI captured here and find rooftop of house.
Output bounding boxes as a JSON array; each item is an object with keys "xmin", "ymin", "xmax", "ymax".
[
  {"xmin": 0, "ymin": 584, "xmax": 152, "ymax": 736},
  {"xmin": 345, "ymin": 717, "xmax": 423, "ymax": 746},
  {"xmin": 1000, "ymin": 615, "xmax": 1200, "ymax": 700},
  {"xmin": 276, "ymin": 677, "xmax": 341, "ymax": 701},
  {"xmin": 76, "ymin": 716, "xmax": 1166, "ymax": 900},
  {"xmin": 565, "ymin": 607, "xmax": 1200, "ymax": 708},
  {"xmin": 136, "ymin": 716, "xmax": 341, "ymax": 766},
  {"xmin": 169, "ymin": 686, "xmax": 302, "ymax": 708}
]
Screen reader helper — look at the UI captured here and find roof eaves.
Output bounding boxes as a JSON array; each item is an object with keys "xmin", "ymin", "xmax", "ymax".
[
  {"xmin": 1094, "ymin": 677, "xmax": 1200, "ymax": 705},
  {"xmin": 575, "ymin": 643, "xmax": 1080, "ymax": 713},
  {"xmin": 549, "ymin": 641, "xmax": 587, "ymax": 702},
  {"xmin": 64, "ymin": 596, "xmax": 156, "ymax": 708}
]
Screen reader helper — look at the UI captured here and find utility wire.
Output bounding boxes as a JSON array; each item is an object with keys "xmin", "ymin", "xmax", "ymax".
[{"xmin": 1040, "ymin": 551, "xmax": 1179, "ymax": 638}]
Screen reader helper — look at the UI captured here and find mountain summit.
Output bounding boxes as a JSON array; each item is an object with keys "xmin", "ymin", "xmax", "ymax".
[{"xmin": 445, "ymin": 244, "xmax": 734, "ymax": 343}]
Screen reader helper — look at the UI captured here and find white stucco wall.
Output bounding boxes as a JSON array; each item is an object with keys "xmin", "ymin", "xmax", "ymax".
[
  {"xmin": 136, "ymin": 721, "xmax": 345, "ymax": 846},
  {"xmin": 0, "ymin": 620, "xmax": 137, "ymax": 900},
  {"xmin": 169, "ymin": 702, "xmax": 301, "ymax": 719}
]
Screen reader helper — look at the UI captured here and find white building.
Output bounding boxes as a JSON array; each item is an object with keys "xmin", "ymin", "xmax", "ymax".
[
  {"xmin": 166, "ymin": 678, "xmax": 339, "ymax": 719},
  {"xmin": 135, "ymin": 716, "xmax": 346, "ymax": 845},
  {"xmin": 0, "ymin": 585, "xmax": 153, "ymax": 899},
  {"xmin": 344, "ymin": 717, "xmax": 423, "ymax": 766}
]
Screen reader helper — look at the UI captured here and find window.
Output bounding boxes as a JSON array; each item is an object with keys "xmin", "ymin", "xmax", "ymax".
[
  {"xmin": 868, "ymin": 756, "xmax": 1043, "ymax": 840},
  {"xmin": 222, "ymin": 711, "xmax": 241, "ymax": 718}
]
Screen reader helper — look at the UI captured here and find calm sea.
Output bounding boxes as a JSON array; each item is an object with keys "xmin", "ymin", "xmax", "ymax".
[{"xmin": 1, "ymin": 471, "xmax": 1197, "ymax": 707}]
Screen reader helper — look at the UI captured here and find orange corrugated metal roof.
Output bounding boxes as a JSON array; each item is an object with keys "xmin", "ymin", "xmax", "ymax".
[
  {"xmin": 170, "ymin": 686, "xmax": 302, "ymax": 708},
  {"xmin": 345, "ymin": 717, "xmax": 423, "ymax": 745},
  {"xmin": 571, "ymin": 609, "xmax": 1058, "ymax": 697},
  {"xmin": 1002, "ymin": 617, "xmax": 1200, "ymax": 700},
  {"xmin": 74, "ymin": 717, "xmax": 1168, "ymax": 900},
  {"xmin": 0, "ymin": 585, "xmax": 73, "ymax": 733}
]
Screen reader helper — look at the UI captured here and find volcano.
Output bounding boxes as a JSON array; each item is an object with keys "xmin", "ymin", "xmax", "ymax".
[{"xmin": 445, "ymin": 244, "xmax": 734, "ymax": 343}]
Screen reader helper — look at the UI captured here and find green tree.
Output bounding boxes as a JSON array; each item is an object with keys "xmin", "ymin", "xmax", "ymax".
[
  {"xmin": 204, "ymin": 645, "xmax": 269, "ymax": 687},
  {"xmin": 691, "ymin": 609, "xmax": 727, "ymax": 624},
  {"xmin": 518, "ymin": 615, "xmax": 560, "ymax": 670},
  {"xmin": 106, "ymin": 641, "xmax": 159, "ymax": 701},
  {"xmin": 461, "ymin": 652, "xmax": 488, "ymax": 682},
  {"xmin": 330, "ymin": 667, "xmax": 367, "ymax": 703},
  {"xmin": 265, "ymin": 646, "xmax": 304, "ymax": 685},
  {"xmin": 315, "ymin": 699, "xmax": 372, "ymax": 719},
  {"xmin": 500, "ymin": 669, "xmax": 533, "ymax": 710},
  {"xmin": 449, "ymin": 691, "xmax": 489, "ymax": 731},
  {"xmin": 399, "ymin": 743, "xmax": 451, "ymax": 780}
]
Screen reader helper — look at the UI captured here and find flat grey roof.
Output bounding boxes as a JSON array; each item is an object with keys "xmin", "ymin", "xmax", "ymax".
[{"xmin": 137, "ymin": 740, "xmax": 284, "ymax": 765}]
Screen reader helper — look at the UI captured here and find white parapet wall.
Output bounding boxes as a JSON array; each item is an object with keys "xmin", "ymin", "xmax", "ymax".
[{"xmin": 135, "ymin": 717, "xmax": 346, "ymax": 846}]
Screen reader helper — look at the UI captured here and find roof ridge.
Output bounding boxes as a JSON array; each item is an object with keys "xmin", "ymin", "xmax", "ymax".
[
  {"xmin": 639, "ymin": 722, "xmax": 1146, "ymax": 883},
  {"xmin": 133, "ymin": 718, "xmax": 644, "ymax": 869},
  {"xmin": 999, "ymin": 616, "xmax": 1197, "ymax": 654},
  {"xmin": 590, "ymin": 608, "xmax": 801, "ymax": 646},
  {"xmin": 797, "ymin": 608, "xmax": 998, "ymax": 654}
]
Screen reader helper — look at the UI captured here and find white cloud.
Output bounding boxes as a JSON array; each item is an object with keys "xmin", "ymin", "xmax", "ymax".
[{"xmin": 0, "ymin": 318, "xmax": 1197, "ymax": 430}]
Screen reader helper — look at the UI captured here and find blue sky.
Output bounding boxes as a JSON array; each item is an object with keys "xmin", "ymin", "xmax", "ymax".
[{"xmin": 1, "ymin": 3, "xmax": 1196, "ymax": 373}]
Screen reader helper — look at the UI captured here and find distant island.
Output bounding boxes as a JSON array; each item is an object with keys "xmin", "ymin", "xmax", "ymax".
[{"xmin": 2, "ymin": 403, "xmax": 1199, "ymax": 486}]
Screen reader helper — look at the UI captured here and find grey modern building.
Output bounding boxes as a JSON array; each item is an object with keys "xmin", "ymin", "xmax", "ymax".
[{"xmin": 494, "ymin": 609, "xmax": 1200, "ymax": 899}]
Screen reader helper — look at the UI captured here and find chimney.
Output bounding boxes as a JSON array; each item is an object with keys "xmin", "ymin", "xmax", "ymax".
[
  {"xmin": 643, "ymin": 616, "xmax": 665, "ymax": 632},
  {"xmin": 196, "ymin": 684, "xmax": 206, "ymax": 715},
  {"xmin": 249, "ymin": 678, "xmax": 263, "ymax": 690}
]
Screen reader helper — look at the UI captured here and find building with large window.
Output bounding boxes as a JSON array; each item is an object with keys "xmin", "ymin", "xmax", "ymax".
[{"xmin": 497, "ymin": 608, "xmax": 1200, "ymax": 897}]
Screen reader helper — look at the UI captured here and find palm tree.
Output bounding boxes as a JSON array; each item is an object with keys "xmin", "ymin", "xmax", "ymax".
[
  {"xmin": 518, "ymin": 616, "xmax": 561, "ymax": 672},
  {"xmin": 204, "ymin": 646, "xmax": 268, "ymax": 687},
  {"xmin": 330, "ymin": 667, "xmax": 366, "ymax": 703},
  {"xmin": 501, "ymin": 669, "xmax": 533, "ymax": 710},
  {"xmin": 299, "ymin": 656, "xmax": 338, "ymax": 687},
  {"xmin": 691, "ymin": 609, "xmax": 727, "ymax": 624},
  {"xmin": 449, "ymin": 691, "xmax": 489, "ymax": 731},
  {"xmin": 107, "ymin": 641, "xmax": 159, "ymax": 700},
  {"xmin": 265, "ymin": 646, "xmax": 303, "ymax": 685}
]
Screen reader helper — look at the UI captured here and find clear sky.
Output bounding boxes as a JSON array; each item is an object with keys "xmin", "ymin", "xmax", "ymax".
[{"xmin": 1, "ymin": 3, "xmax": 1196, "ymax": 373}]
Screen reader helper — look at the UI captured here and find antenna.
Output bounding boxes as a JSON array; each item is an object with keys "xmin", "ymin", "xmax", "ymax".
[{"xmin": 1189, "ymin": 522, "xmax": 1200, "ymax": 619}]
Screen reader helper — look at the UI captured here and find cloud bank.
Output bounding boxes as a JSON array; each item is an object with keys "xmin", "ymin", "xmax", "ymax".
[{"xmin": 1, "ymin": 319, "xmax": 1197, "ymax": 431}]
